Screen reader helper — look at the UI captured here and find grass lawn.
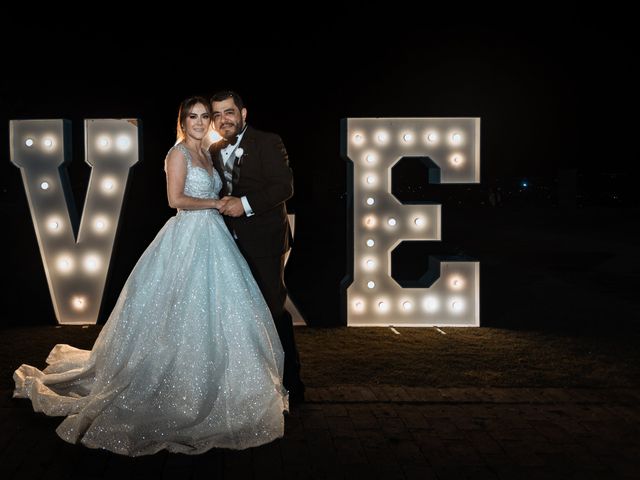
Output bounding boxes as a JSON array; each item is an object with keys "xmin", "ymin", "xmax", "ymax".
[
  {"xmin": 2, "ymin": 325, "xmax": 638, "ymax": 390},
  {"xmin": 296, "ymin": 326, "xmax": 639, "ymax": 388}
]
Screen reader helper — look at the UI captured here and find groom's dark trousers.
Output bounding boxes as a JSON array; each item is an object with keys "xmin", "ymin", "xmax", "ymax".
[
  {"xmin": 210, "ymin": 125, "xmax": 304, "ymax": 396},
  {"xmin": 236, "ymin": 247, "xmax": 302, "ymax": 394}
]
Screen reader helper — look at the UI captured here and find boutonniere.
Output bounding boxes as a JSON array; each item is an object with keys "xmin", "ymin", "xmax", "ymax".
[{"xmin": 235, "ymin": 148, "xmax": 245, "ymax": 165}]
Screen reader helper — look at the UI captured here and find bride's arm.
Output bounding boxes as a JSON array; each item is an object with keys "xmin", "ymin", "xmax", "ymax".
[{"xmin": 165, "ymin": 149, "xmax": 220, "ymax": 210}]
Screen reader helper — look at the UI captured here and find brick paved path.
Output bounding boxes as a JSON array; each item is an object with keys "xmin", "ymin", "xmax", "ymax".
[{"xmin": 2, "ymin": 386, "xmax": 638, "ymax": 479}]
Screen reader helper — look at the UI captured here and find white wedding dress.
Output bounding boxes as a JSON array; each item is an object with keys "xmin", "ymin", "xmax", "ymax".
[{"xmin": 13, "ymin": 143, "xmax": 288, "ymax": 456}]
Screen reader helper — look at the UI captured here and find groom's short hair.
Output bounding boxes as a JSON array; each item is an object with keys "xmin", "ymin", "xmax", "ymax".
[{"xmin": 210, "ymin": 90, "xmax": 245, "ymax": 111}]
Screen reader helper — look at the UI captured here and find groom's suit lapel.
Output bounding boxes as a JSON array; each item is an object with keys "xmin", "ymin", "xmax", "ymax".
[{"xmin": 232, "ymin": 126, "xmax": 254, "ymax": 190}]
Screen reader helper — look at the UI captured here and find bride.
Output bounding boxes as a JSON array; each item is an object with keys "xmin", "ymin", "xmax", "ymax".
[{"xmin": 13, "ymin": 96, "xmax": 288, "ymax": 456}]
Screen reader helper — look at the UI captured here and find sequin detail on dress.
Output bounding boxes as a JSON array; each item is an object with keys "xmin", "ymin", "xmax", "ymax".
[{"xmin": 13, "ymin": 143, "xmax": 288, "ymax": 456}]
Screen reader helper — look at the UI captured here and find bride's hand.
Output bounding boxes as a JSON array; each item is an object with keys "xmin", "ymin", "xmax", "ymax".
[{"xmin": 214, "ymin": 198, "xmax": 228, "ymax": 210}]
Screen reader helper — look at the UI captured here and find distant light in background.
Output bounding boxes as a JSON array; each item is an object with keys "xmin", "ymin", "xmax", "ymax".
[{"xmin": 206, "ymin": 130, "xmax": 222, "ymax": 146}]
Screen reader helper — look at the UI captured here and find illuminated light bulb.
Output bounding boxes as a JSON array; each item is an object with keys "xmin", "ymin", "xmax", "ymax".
[
  {"xmin": 25, "ymin": 138, "xmax": 34, "ymax": 147},
  {"xmin": 451, "ymin": 132, "xmax": 462, "ymax": 144},
  {"xmin": 450, "ymin": 276, "xmax": 465, "ymax": 289},
  {"xmin": 40, "ymin": 181, "xmax": 50, "ymax": 190},
  {"xmin": 354, "ymin": 301, "xmax": 364, "ymax": 312},
  {"xmin": 94, "ymin": 218, "xmax": 107, "ymax": 232},
  {"xmin": 83, "ymin": 254, "xmax": 100, "ymax": 273},
  {"xmin": 46, "ymin": 215, "xmax": 65, "ymax": 234},
  {"xmin": 375, "ymin": 131, "xmax": 388, "ymax": 144},
  {"xmin": 426, "ymin": 132, "xmax": 439, "ymax": 143},
  {"xmin": 97, "ymin": 136, "xmax": 110, "ymax": 149},
  {"xmin": 102, "ymin": 178, "xmax": 115, "ymax": 192},
  {"xmin": 353, "ymin": 133, "xmax": 364, "ymax": 145},
  {"xmin": 43, "ymin": 138, "xmax": 54, "ymax": 148},
  {"xmin": 116, "ymin": 135, "xmax": 131, "ymax": 151},
  {"xmin": 448, "ymin": 297, "xmax": 466, "ymax": 313},
  {"xmin": 422, "ymin": 296, "xmax": 440, "ymax": 313},
  {"xmin": 378, "ymin": 301, "xmax": 389, "ymax": 312},
  {"xmin": 402, "ymin": 301, "xmax": 413, "ymax": 311},
  {"xmin": 387, "ymin": 217, "xmax": 397, "ymax": 226},
  {"xmin": 72, "ymin": 296, "xmax": 87, "ymax": 311},
  {"xmin": 366, "ymin": 197, "xmax": 375, "ymax": 205},
  {"xmin": 366, "ymin": 259, "xmax": 375, "ymax": 268},
  {"xmin": 414, "ymin": 217, "xmax": 425, "ymax": 226},
  {"xmin": 366, "ymin": 175, "xmax": 375, "ymax": 184},
  {"xmin": 365, "ymin": 153, "xmax": 375, "ymax": 163},
  {"xmin": 366, "ymin": 239, "xmax": 375, "ymax": 247},
  {"xmin": 364, "ymin": 216, "xmax": 377, "ymax": 228},
  {"xmin": 450, "ymin": 154, "xmax": 465, "ymax": 168},
  {"xmin": 209, "ymin": 131, "xmax": 222, "ymax": 143},
  {"xmin": 57, "ymin": 256, "xmax": 74, "ymax": 273},
  {"xmin": 367, "ymin": 281, "xmax": 376, "ymax": 289},
  {"xmin": 402, "ymin": 132, "xmax": 414, "ymax": 143}
]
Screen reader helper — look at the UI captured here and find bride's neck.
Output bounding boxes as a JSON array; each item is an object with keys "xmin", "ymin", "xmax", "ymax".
[{"xmin": 183, "ymin": 138, "xmax": 202, "ymax": 152}]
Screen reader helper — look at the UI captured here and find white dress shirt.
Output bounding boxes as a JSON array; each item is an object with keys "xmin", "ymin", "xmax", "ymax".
[{"xmin": 220, "ymin": 128, "xmax": 254, "ymax": 217}]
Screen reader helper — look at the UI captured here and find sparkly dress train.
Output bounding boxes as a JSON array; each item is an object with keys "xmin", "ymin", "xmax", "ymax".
[{"xmin": 13, "ymin": 143, "xmax": 288, "ymax": 456}]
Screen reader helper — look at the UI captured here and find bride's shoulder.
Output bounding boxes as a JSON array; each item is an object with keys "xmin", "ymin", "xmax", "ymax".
[
  {"xmin": 168, "ymin": 142, "xmax": 186, "ymax": 154},
  {"xmin": 164, "ymin": 143, "xmax": 188, "ymax": 171},
  {"xmin": 167, "ymin": 143, "xmax": 190, "ymax": 160}
]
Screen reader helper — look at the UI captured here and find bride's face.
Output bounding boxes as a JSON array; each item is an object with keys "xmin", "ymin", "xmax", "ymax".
[
  {"xmin": 212, "ymin": 98, "xmax": 246, "ymax": 140},
  {"xmin": 185, "ymin": 103, "xmax": 211, "ymax": 140}
]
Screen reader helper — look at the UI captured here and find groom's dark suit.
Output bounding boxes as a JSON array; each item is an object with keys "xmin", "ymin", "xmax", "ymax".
[{"xmin": 210, "ymin": 125, "xmax": 304, "ymax": 396}]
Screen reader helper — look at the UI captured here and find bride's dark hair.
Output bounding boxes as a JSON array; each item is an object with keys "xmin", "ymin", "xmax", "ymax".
[{"xmin": 176, "ymin": 96, "xmax": 212, "ymax": 142}]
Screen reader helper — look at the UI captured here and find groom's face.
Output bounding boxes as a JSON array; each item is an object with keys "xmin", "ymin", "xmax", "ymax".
[{"xmin": 212, "ymin": 98, "xmax": 246, "ymax": 141}]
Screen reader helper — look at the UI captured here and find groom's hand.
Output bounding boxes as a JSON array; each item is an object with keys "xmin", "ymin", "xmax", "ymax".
[{"xmin": 219, "ymin": 196, "xmax": 245, "ymax": 217}]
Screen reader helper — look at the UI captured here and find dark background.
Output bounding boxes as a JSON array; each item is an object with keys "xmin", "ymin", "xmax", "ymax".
[{"xmin": 2, "ymin": 6, "xmax": 637, "ymax": 328}]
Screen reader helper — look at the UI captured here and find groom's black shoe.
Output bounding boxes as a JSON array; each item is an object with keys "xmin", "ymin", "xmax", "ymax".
[
  {"xmin": 288, "ymin": 388, "xmax": 305, "ymax": 405},
  {"xmin": 286, "ymin": 380, "xmax": 306, "ymax": 405}
]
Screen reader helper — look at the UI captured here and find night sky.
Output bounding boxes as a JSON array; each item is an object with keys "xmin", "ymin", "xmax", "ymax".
[{"xmin": 2, "ymin": 7, "xmax": 635, "ymax": 327}]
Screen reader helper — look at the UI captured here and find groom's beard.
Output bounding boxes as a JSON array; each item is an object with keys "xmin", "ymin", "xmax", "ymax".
[{"xmin": 219, "ymin": 119, "xmax": 244, "ymax": 143}]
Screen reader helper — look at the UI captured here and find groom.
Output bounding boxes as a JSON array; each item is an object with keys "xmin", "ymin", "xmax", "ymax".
[{"xmin": 209, "ymin": 90, "xmax": 305, "ymax": 403}]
